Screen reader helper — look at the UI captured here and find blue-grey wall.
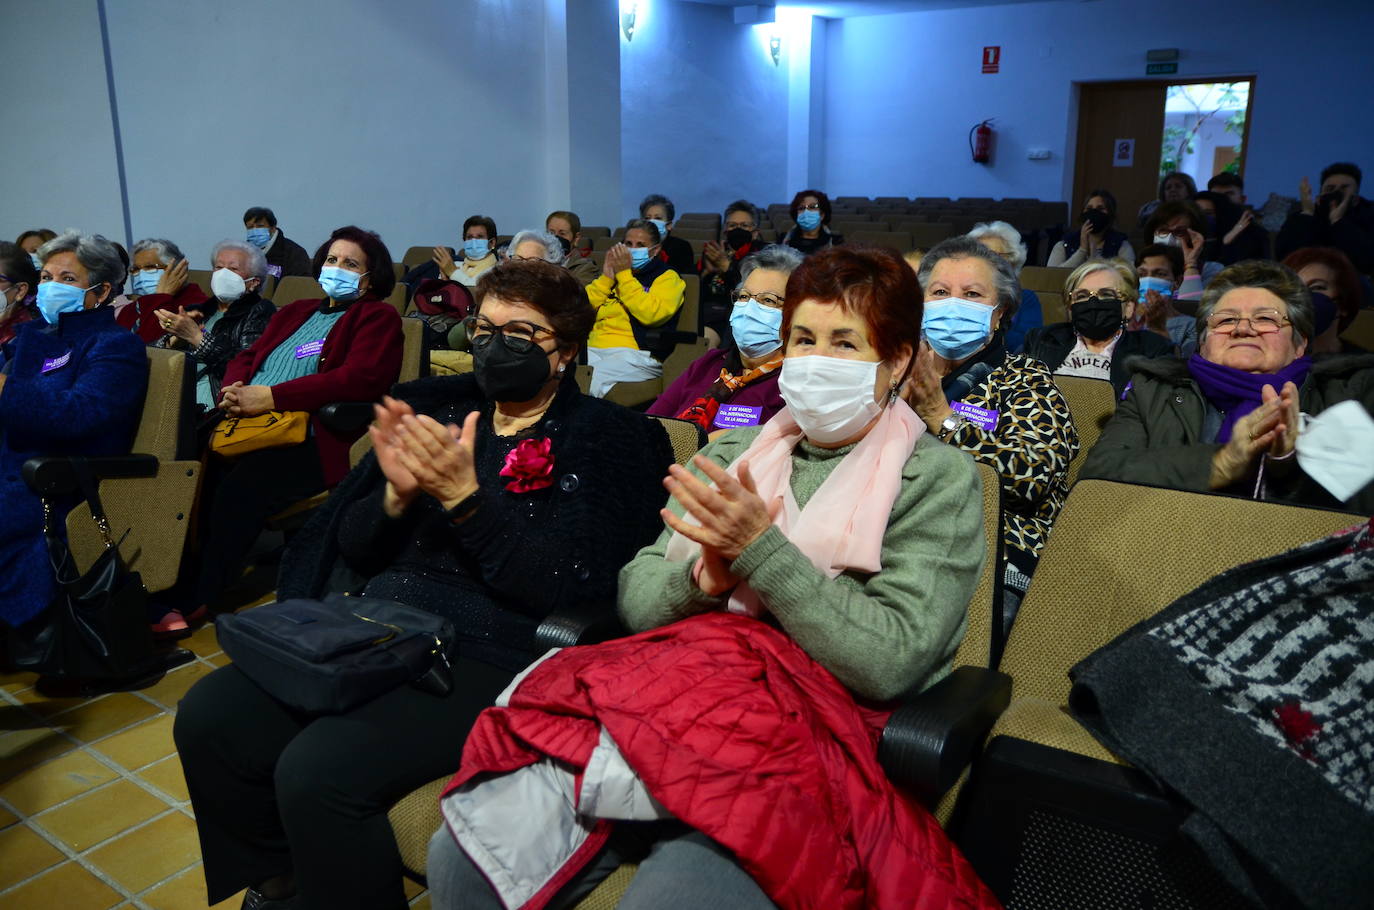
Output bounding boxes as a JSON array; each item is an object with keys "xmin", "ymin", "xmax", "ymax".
[{"xmin": 821, "ymin": 0, "xmax": 1374, "ymax": 204}]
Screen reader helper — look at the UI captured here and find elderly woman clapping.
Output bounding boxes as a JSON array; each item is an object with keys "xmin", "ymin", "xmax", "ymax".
[
  {"xmin": 907, "ymin": 237, "xmax": 1079, "ymax": 612},
  {"xmin": 424, "ymin": 247, "xmax": 991, "ymax": 910},
  {"xmin": 1081, "ymin": 260, "xmax": 1374, "ymax": 511},
  {"xmin": 118, "ymin": 237, "xmax": 210, "ymax": 342}
]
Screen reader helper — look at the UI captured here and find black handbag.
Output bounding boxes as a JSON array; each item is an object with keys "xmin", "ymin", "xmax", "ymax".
[
  {"xmin": 6, "ymin": 471, "xmax": 156, "ymax": 680},
  {"xmin": 214, "ymin": 594, "xmax": 456, "ymax": 714}
]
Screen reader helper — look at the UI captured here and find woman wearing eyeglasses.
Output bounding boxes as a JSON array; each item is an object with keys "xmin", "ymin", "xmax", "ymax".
[
  {"xmin": 1081, "ymin": 260, "xmax": 1374, "ymax": 511},
  {"xmin": 782, "ymin": 189, "xmax": 844, "ymax": 255},
  {"xmin": 649, "ymin": 244, "xmax": 804, "ymax": 436},
  {"xmin": 1023, "ymin": 258, "xmax": 1174, "ymax": 396},
  {"xmin": 174, "ymin": 259, "xmax": 676, "ymax": 910}
]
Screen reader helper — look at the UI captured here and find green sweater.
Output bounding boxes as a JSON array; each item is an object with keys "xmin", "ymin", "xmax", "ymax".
[{"xmin": 618, "ymin": 427, "xmax": 986, "ymax": 700}]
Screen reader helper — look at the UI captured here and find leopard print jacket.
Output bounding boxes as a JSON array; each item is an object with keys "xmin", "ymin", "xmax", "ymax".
[{"xmin": 946, "ymin": 353, "xmax": 1079, "ymax": 565}]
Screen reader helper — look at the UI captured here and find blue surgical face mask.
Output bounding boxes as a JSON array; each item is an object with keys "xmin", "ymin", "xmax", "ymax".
[
  {"xmin": 796, "ymin": 210, "xmax": 822, "ymax": 231},
  {"xmin": 629, "ymin": 247, "xmax": 653, "ymax": 269},
  {"xmin": 648, "ymin": 219, "xmax": 669, "ymax": 244},
  {"xmin": 730, "ymin": 298, "xmax": 784, "ymax": 359},
  {"xmin": 319, "ymin": 266, "xmax": 365, "ymax": 301},
  {"xmin": 922, "ymin": 297, "xmax": 995, "ymax": 361},
  {"xmin": 1137, "ymin": 275, "xmax": 1173, "ymax": 304},
  {"xmin": 30, "ymin": 252, "xmax": 42, "ymax": 269},
  {"xmin": 131, "ymin": 268, "xmax": 164, "ymax": 297},
  {"xmin": 37, "ymin": 281, "xmax": 93, "ymax": 324},
  {"xmin": 246, "ymin": 227, "xmax": 272, "ymax": 249},
  {"xmin": 463, "ymin": 238, "xmax": 490, "ymax": 260}
]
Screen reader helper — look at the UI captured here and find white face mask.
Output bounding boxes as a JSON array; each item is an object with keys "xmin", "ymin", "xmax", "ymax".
[
  {"xmin": 1154, "ymin": 233, "xmax": 1180, "ymax": 247},
  {"xmin": 1295, "ymin": 401, "xmax": 1374, "ymax": 502},
  {"xmin": 210, "ymin": 267, "xmax": 249, "ymax": 302},
  {"xmin": 778, "ymin": 354, "xmax": 884, "ymax": 445}
]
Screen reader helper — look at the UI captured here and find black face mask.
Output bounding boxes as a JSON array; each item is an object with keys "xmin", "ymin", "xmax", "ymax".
[
  {"xmin": 472, "ymin": 336, "xmax": 554, "ymax": 402},
  {"xmin": 556, "ymin": 235, "xmax": 572, "ymax": 255},
  {"xmin": 1082, "ymin": 208, "xmax": 1110, "ymax": 233},
  {"xmin": 725, "ymin": 228, "xmax": 754, "ymax": 250},
  {"xmin": 1071, "ymin": 295, "xmax": 1125, "ymax": 341}
]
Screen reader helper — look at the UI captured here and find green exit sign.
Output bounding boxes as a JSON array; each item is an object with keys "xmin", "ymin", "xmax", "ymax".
[{"xmin": 1147, "ymin": 62, "xmax": 1178, "ymax": 75}]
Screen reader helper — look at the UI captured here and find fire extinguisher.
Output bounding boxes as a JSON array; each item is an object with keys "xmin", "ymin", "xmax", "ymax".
[{"xmin": 969, "ymin": 119, "xmax": 995, "ymax": 165}]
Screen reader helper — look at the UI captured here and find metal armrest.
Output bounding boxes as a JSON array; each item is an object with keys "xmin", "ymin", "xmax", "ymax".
[
  {"xmin": 878, "ymin": 665, "xmax": 1012, "ymax": 806},
  {"xmin": 534, "ymin": 603, "xmax": 625, "ymax": 649},
  {"xmin": 22, "ymin": 454, "xmax": 160, "ymax": 497},
  {"xmin": 318, "ymin": 402, "xmax": 376, "ymax": 435}
]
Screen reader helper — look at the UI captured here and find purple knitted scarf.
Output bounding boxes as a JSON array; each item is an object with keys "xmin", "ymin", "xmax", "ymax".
[{"xmin": 1187, "ymin": 354, "xmax": 1312, "ymax": 442}]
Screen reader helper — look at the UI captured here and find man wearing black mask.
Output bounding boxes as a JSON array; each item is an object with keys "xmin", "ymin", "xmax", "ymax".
[
  {"xmin": 1024, "ymin": 260, "xmax": 1172, "ymax": 396},
  {"xmin": 698, "ymin": 199, "xmax": 765, "ymax": 347},
  {"xmin": 1277, "ymin": 162, "xmax": 1374, "ymax": 273}
]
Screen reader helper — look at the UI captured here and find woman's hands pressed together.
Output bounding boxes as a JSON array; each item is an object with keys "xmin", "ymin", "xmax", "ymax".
[
  {"xmin": 218, "ymin": 381, "xmax": 274, "ymax": 417},
  {"xmin": 369, "ymin": 395, "xmax": 480, "ymax": 517},
  {"xmin": 662, "ymin": 455, "xmax": 779, "ymax": 595},
  {"xmin": 1208, "ymin": 381, "xmax": 1301, "ymax": 489}
]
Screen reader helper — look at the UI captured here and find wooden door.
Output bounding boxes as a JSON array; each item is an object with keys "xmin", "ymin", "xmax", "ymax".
[{"xmin": 1072, "ymin": 82, "xmax": 1167, "ymax": 239}]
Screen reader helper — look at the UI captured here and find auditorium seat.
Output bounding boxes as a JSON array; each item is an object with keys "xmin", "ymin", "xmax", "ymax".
[
  {"xmin": 272, "ymin": 275, "xmax": 324, "ymax": 307},
  {"xmin": 909, "ymin": 223, "xmax": 957, "ymax": 250},
  {"xmin": 1342, "ymin": 309, "xmax": 1374, "ymax": 352},
  {"xmin": 580, "ymin": 226, "xmax": 611, "ymax": 239},
  {"xmin": 186, "ymin": 268, "xmax": 214, "ymax": 298},
  {"xmin": 592, "ymin": 235, "xmax": 617, "ymax": 253},
  {"xmin": 1037, "ymin": 290, "xmax": 1067, "ymax": 326},
  {"xmin": 1019, "ymin": 265, "xmax": 1074, "ymax": 295},
  {"xmin": 850, "ymin": 230, "xmax": 914, "ymax": 252},
  {"xmin": 1051, "ymin": 377, "xmax": 1116, "ymax": 487},
  {"xmin": 941, "ymin": 480, "xmax": 1363, "ymax": 907},
  {"xmin": 402, "ymin": 245, "xmax": 452, "ymax": 269}
]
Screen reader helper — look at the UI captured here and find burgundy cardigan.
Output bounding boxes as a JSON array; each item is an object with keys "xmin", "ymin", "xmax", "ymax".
[
  {"xmin": 648, "ymin": 347, "xmax": 785, "ymax": 429},
  {"xmin": 117, "ymin": 284, "xmax": 211, "ymax": 342},
  {"xmin": 222, "ymin": 296, "xmax": 403, "ymax": 485}
]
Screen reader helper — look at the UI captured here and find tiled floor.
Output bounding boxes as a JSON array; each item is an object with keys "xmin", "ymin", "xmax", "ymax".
[{"xmin": 0, "ymin": 589, "xmax": 432, "ymax": 910}]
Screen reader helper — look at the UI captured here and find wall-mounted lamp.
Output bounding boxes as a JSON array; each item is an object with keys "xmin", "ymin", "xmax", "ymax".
[
  {"xmin": 769, "ymin": 35, "xmax": 781, "ymax": 65},
  {"xmin": 621, "ymin": 0, "xmax": 637, "ymax": 42}
]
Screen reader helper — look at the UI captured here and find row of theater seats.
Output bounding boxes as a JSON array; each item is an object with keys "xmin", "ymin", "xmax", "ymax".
[{"xmin": 379, "ymin": 389, "xmax": 1364, "ymax": 908}]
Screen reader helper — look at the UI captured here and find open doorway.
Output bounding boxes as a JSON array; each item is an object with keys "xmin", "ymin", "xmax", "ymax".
[{"xmin": 1160, "ymin": 80, "xmax": 1254, "ymax": 182}]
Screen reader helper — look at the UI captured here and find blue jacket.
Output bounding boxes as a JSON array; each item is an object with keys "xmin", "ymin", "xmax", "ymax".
[{"xmin": 0, "ymin": 306, "xmax": 148, "ymax": 626}]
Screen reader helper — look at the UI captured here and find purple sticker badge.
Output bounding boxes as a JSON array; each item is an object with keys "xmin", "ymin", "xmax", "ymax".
[
  {"xmin": 41, "ymin": 352, "xmax": 72, "ymax": 374},
  {"xmin": 266, "ymin": 264, "xmax": 283, "ymax": 279},
  {"xmin": 714, "ymin": 404, "xmax": 764, "ymax": 429},
  {"xmin": 294, "ymin": 339, "xmax": 325, "ymax": 359},
  {"xmin": 951, "ymin": 400, "xmax": 998, "ymax": 431}
]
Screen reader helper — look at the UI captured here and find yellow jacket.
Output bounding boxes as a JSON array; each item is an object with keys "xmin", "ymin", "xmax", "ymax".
[{"xmin": 586, "ymin": 267, "xmax": 686, "ymax": 350}]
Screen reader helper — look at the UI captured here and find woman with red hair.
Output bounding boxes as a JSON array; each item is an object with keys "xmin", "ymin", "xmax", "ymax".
[
  {"xmin": 1282, "ymin": 247, "xmax": 1367, "ymax": 355},
  {"xmin": 425, "ymin": 247, "xmax": 994, "ymax": 910}
]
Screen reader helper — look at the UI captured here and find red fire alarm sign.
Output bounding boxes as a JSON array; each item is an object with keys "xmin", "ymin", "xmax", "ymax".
[{"xmin": 982, "ymin": 46, "xmax": 1000, "ymax": 74}]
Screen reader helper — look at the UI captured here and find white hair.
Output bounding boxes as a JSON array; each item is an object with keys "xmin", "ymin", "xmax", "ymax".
[
  {"xmin": 210, "ymin": 239, "xmax": 269, "ymax": 283},
  {"xmin": 966, "ymin": 221, "xmax": 1027, "ymax": 272},
  {"xmin": 131, "ymin": 237, "xmax": 185, "ymax": 268},
  {"xmin": 506, "ymin": 230, "xmax": 563, "ymax": 263}
]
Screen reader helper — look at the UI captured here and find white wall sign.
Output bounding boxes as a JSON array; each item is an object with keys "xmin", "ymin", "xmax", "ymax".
[{"xmin": 1113, "ymin": 138, "xmax": 1135, "ymax": 167}]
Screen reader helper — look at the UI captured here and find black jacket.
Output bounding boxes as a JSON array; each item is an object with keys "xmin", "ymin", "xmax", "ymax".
[
  {"xmin": 1024, "ymin": 322, "xmax": 1175, "ymax": 396},
  {"xmin": 1276, "ymin": 197, "xmax": 1374, "ymax": 274},
  {"xmin": 266, "ymin": 232, "xmax": 313, "ymax": 278},
  {"xmin": 277, "ymin": 372, "xmax": 675, "ymax": 628},
  {"xmin": 1080, "ymin": 353, "xmax": 1374, "ymax": 513},
  {"xmin": 188, "ymin": 292, "xmax": 277, "ymax": 399}
]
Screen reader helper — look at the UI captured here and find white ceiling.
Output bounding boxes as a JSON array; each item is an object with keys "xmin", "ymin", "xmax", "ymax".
[{"xmin": 679, "ymin": 0, "xmax": 1074, "ymax": 18}]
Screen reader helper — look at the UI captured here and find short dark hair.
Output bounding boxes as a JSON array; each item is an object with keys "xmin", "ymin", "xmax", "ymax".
[
  {"xmin": 0, "ymin": 241, "xmax": 39, "ymax": 291},
  {"xmin": 1207, "ymin": 172, "xmax": 1243, "ymax": 191},
  {"xmin": 243, "ymin": 206, "xmax": 278, "ymax": 227},
  {"xmin": 1145, "ymin": 200, "xmax": 1206, "ymax": 239},
  {"xmin": 311, "ymin": 226, "xmax": 396, "ymax": 299},
  {"xmin": 639, "ymin": 194, "xmax": 676, "ymax": 222},
  {"xmin": 545, "ymin": 210, "xmax": 581, "ymax": 236},
  {"xmin": 1320, "ymin": 162, "xmax": 1362, "ymax": 189},
  {"xmin": 723, "ymin": 199, "xmax": 760, "ymax": 227},
  {"xmin": 1135, "ymin": 243, "xmax": 1185, "ymax": 281},
  {"xmin": 789, "ymin": 189, "xmax": 832, "ymax": 226},
  {"xmin": 475, "ymin": 260, "xmax": 594, "ymax": 353},
  {"xmin": 624, "ymin": 218, "xmax": 662, "ymax": 244},
  {"xmin": 463, "ymin": 215, "xmax": 497, "ymax": 241},
  {"xmin": 1083, "ymin": 188, "xmax": 1119, "ymax": 223},
  {"xmin": 782, "ymin": 245, "xmax": 922, "ymax": 365}
]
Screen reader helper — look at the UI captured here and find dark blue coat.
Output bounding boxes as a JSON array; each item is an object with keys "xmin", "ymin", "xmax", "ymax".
[{"xmin": 0, "ymin": 306, "xmax": 148, "ymax": 626}]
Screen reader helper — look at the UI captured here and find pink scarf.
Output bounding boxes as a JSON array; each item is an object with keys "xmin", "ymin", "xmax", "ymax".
[{"xmin": 665, "ymin": 398, "xmax": 925, "ymax": 616}]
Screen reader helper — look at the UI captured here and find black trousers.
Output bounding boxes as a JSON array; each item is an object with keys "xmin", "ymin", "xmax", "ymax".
[
  {"xmin": 173, "ymin": 658, "xmax": 515, "ymax": 910},
  {"xmin": 194, "ymin": 440, "xmax": 326, "ymax": 606}
]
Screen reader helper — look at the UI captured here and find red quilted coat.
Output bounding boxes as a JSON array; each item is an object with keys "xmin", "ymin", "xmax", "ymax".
[{"xmin": 440, "ymin": 612, "xmax": 1000, "ymax": 910}]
